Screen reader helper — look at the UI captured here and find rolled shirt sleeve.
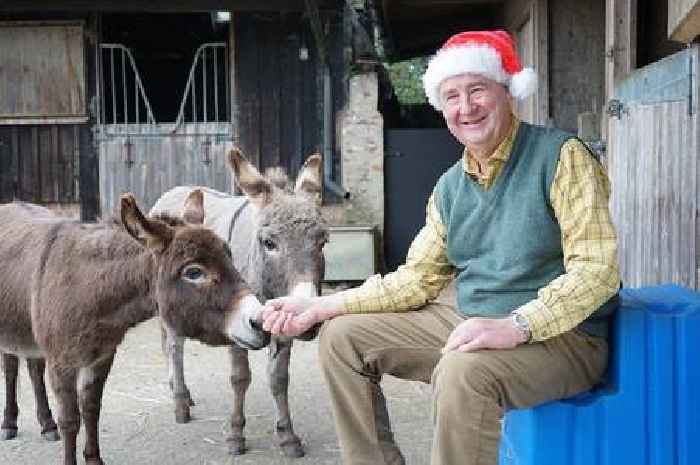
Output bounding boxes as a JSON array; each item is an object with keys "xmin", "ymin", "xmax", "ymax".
[
  {"xmin": 343, "ymin": 193, "xmax": 455, "ymax": 313},
  {"xmin": 515, "ymin": 139, "xmax": 621, "ymax": 341}
]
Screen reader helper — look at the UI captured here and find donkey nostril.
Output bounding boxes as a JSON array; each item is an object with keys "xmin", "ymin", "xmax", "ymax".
[{"xmin": 250, "ymin": 318, "xmax": 263, "ymax": 332}]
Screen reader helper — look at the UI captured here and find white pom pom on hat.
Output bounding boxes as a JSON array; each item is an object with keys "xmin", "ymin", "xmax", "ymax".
[{"xmin": 422, "ymin": 30, "xmax": 538, "ymax": 110}]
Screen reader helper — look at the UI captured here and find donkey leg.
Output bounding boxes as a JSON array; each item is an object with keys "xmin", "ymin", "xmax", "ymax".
[
  {"xmin": 226, "ymin": 345, "xmax": 251, "ymax": 455},
  {"xmin": 1, "ymin": 353, "xmax": 19, "ymax": 440},
  {"xmin": 268, "ymin": 337, "xmax": 304, "ymax": 458},
  {"xmin": 26, "ymin": 357, "xmax": 60, "ymax": 441},
  {"xmin": 48, "ymin": 364, "xmax": 80, "ymax": 465},
  {"xmin": 78, "ymin": 354, "xmax": 115, "ymax": 465},
  {"xmin": 161, "ymin": 324, "xmax": 192, "ymax": 423}
]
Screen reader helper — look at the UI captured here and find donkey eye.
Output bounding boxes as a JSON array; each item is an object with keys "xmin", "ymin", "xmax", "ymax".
[
  {"xmin": 262, "ymin": 238, "xmax": 277, "ymax": 251},
  {"xmin": 182, "ymin": 265, "xmax": 206, "ymax": 282}
]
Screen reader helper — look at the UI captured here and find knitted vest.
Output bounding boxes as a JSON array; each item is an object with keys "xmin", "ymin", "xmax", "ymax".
[{"xmin": 435, "ymin": 123, "xmax": 617, "ymax": 338}]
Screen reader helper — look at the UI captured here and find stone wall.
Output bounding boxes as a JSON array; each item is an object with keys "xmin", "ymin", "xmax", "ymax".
[{"xmin": 323, "ymin": 71, "xmax": 384, "ymax": 232}]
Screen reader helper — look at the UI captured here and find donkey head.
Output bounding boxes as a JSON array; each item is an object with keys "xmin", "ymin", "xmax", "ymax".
[
  {"xmin": 120, "ymin": 190, "xmax": 269, "ymax": 350},
  {"xmin": 228, "ymin": 149, "xmax": 329, "ymax": 302}
]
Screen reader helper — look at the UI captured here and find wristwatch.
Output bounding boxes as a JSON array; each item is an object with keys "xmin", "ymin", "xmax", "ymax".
[{"xmin": 510, "ymin": 312, "xmax": 532, "ymax": 343}]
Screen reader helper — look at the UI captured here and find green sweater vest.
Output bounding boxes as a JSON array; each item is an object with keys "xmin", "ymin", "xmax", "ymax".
[{"xmin": 435, "ymin": 123, "xmax": 617, "ymax": 338}]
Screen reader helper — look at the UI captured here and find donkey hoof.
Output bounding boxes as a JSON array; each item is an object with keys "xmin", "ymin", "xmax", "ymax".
[
  {"xmin": 41, "ymin": 429, "xmax": 60, "ymax": 441},
  {"xmin": 280, "ymin": 441, "xmax": 305, "ymax": 458},
  {"xmin": 174, "ymin": 407, "xmax": 191, "ymax": 424},
  {"xmin": 85, "ymin": 458, "xmax": 106, "ymax": 465},
  {"xmin": 0, "ymin": 428, "xmax": 17, "ymax": 440},
  {"xmin": 227, "ymin": 438, "xmax": 247, "ymax": 456}
]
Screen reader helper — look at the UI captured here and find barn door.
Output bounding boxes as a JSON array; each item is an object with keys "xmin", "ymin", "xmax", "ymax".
[
  {"xmin": 96, "ymin": 42, "xmax": 234, "ymax": 215},
  {"xmin": 607, "ymin": 46, "xmax": 699, "ymax": 289},
  {"xmin": 0, "ymin": 20, "xmax": 98, "ymax": 219}
]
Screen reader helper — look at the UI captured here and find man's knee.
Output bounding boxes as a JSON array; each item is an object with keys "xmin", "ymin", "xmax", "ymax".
[
  {"xmin": 432, "ymin": 352, "xmax": 501, "ymax": 402},
  {"xmin": 318, "ymin": 314, "xmax": 369, "ymax": 367}
]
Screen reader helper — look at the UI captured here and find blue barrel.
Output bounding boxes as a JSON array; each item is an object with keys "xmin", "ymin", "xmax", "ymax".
[{"xmin": 499, "ymin": 285, "xmax": 700, "ymax": 465}]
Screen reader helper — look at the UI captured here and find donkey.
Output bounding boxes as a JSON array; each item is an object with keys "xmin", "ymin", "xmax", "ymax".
[
  {"xmin": 150, "ymin": 149, "xmax": 328, "ymax": 457},
  {"xmin": 0, "ymin": 191, "xmax": 269, "ymax": 465}
]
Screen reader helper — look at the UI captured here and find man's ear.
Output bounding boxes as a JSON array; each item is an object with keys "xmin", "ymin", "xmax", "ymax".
[
  {"xmin": 227, "ymin": 148, "xmax": 272, "ymax": 209},
  {"xmin": 120, "ymin": 193, "xmax": 174, "ymax": 253},
  {"xmin": 182, "ymin": 189, "xmax": 205, "ymax": 225},
  {"xmin": 294, "ymin": 153, "xmax": 322, "ymax": 203}
]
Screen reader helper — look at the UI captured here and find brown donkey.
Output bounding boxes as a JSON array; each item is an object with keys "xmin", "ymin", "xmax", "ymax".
[
  {"xmin": 151, "ymin": 149, "xmax": 328, "ymax": 457},
  {"xmin": 1, "ymin": 353, "xmax": 59, "ymax": 441},
  {"xmin": 0, "ymin": 191, "xmax": 269, "ymax": 465}
]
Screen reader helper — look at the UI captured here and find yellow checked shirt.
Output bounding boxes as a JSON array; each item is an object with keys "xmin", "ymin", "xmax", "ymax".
[{"xmin": 342, "ymin": 118, "xmax": 621, "ymax": 342}]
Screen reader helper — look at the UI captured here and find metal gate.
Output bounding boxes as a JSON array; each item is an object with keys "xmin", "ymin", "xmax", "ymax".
[{"xmin": 96, "ymin": 42, "xmax": 234, "ymax": 215}]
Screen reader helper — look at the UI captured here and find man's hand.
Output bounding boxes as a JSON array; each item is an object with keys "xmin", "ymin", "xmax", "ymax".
[
  {"xmin": 442, "ymin": 317, "xmax": 528, "ymax": 353},
  {"xmin": 261, "ymin": 296, "xmax": 318, "ymax": 337},
  {"xmin": 261, "ymin": 294, "xmax": 345, "ymax": 337}
]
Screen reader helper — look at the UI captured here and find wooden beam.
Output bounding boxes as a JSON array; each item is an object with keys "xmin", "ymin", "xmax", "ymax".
[
  {"xmin": 668, "ymin": 0, "xmax": 700, "ymax": 43},
  {"xmin": 0, "ymin": 0, "xmax": 310, "ymax": 12}
]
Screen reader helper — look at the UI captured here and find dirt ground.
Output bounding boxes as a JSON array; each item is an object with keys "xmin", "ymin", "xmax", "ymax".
[{"xmin": 0, "ymin": 318, "xmax": 434, "ymax": 465}]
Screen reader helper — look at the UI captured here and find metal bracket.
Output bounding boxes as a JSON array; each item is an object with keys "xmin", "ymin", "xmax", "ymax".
[
  {"xmin": 201, "ymin": 139, "xmax": 212, "ymax": 165},
  {"xmin": 122, "ymin": 137, "xmax": 134, "ymax": 167}
]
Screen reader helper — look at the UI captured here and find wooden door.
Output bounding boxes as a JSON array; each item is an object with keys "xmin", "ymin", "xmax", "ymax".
[{"xmin": 607, "ymin": 46, "xmax": 699, "ymax": 289}]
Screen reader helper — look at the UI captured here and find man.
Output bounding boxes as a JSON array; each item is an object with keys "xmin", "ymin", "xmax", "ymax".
[{"xmin": 261, "ymin": 30, "xmax": 620, "ymax": 465}]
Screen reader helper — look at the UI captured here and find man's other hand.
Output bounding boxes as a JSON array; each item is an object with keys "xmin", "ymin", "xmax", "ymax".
[{"xmin": 442, "ymin": 316, "xmax": 527, "ymax": 353}]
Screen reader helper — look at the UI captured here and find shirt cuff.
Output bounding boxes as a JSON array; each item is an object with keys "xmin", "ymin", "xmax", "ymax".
[{"xmin": 513, "ymin": 299, "xmax": 552, "ymax": 342}]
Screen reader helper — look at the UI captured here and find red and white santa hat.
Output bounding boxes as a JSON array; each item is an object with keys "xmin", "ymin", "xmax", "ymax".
[{"xmin": 422, "ymin": 30, "xmax": 537, "ymax": 110}]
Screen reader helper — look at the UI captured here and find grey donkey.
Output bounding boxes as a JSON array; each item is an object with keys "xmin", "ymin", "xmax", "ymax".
[
  {"xmin": 150, "ymin": 148, "xmax": 328, "ymax": 457},
  {"xmin": 0, "ymin": 191, "xmax": 269, "ymax": 465}
]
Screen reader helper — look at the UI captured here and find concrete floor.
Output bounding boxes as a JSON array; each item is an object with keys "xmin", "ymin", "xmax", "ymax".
[{"xmin": 0, "ymin": 318, "xmax": 434, "ymax": 465}]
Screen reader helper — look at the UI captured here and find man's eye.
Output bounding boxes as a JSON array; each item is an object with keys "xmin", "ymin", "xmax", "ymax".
[{"xmin": 182, "ymin": 265, "xmax": 205, "ymax": 281}]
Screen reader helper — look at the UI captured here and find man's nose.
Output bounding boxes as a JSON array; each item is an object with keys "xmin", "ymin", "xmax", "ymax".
[{"xmin": 458, "ymin": 94, "xmax": 475, "ymax": 114}]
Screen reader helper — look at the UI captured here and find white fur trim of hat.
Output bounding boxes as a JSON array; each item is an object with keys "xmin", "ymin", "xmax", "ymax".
[{"xmin": 422, "ymin": 30, "xmax": 538, "ymax": 111}]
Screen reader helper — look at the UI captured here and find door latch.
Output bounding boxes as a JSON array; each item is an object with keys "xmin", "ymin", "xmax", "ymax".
[{"xmin": 606, "ymin": 99, "xmax": 626, "ymax": 119}]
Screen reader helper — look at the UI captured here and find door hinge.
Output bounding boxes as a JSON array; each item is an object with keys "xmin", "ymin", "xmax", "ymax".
[{"xmin": 688, "ymin": 53, "xmax": 694, "ymax": 116}]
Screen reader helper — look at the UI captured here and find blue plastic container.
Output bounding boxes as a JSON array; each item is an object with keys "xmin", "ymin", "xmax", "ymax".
[{"xmin": 499, "ymin": 285, "xmax": 700, "ymax": 465}]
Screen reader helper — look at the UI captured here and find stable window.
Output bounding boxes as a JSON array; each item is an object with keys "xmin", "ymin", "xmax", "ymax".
[{"xmin": 0, "ymin": 21, "xmax": 87, "ymax": 125}]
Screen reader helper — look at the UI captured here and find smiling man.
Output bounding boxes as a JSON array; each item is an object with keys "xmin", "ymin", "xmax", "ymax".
[{"xmin": 261, "ymin": 30, "xmax": 621, "ymax": 465}]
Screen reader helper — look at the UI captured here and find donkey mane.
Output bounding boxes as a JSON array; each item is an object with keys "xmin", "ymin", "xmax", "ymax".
[{"xmin": 264, "ymin": 167, "xmax": 291, "ymax": 191}]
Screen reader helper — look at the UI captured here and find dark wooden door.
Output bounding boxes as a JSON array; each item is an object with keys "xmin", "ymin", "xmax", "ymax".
[{"xmin": 384, "ymin": 128, "xmax": 462, "ymax": 272}]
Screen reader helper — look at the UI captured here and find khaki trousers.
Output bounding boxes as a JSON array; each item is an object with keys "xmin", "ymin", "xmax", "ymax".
[{"xmin": 318, "ymin": 300, "xmax": 608, "ymax": 465}]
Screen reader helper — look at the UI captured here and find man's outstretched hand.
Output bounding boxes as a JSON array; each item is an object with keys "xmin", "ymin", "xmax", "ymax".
[{"xmin": 261, "ymin": 294, "xmax": 345, "ymax": 337}]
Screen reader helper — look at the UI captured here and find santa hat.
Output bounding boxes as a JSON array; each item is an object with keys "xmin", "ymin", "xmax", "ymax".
[{"xmin": 422, "ymin": 30, "xmax": 537, "ymax": 110}]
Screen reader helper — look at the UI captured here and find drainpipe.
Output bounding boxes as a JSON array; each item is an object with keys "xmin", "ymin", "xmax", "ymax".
[
  {"xmin": 323, "ymin": 63, "xmax": 351, "ymax": 199},
  {"xmin": 305, "ymin": 0, "xmax": 350, "ymax": 199}
]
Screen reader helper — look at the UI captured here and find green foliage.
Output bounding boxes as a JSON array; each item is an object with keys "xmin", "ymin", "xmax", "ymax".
[{"xmin": 385, "ymin": 56, "xmax": 429, "ymax": 105}]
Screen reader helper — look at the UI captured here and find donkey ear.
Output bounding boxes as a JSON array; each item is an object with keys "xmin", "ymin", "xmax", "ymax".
[
  {"xmin": 294, "ymin": 153, "xmax": 322, "ymax": 198},
  {"xmin": 120, "ymin": 193, "xmax": 174, "ymax": 253},
  {"xmin": 182, "ymin": 189, "xmax": 205, "ymax": 225},
  {"xmin": 227, "ymin": 148, "xmax": 272, "ymax": 208}
]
